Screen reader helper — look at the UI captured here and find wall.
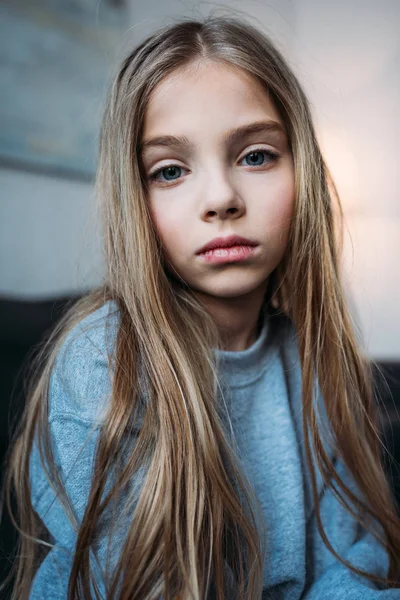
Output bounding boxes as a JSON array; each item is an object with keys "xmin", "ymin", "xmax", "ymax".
[
  {"xmin": 292, "ymin": 0, "xmax": 400, "ymax": 359},
  {"xmin": 0, "ymin": 168, "xmax": 103, "ymax": 297}
]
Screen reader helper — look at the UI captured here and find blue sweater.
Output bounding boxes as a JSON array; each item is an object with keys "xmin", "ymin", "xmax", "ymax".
[{"xmin": 28, "ymin": 301, "xmax": 399, "ymax": 599}]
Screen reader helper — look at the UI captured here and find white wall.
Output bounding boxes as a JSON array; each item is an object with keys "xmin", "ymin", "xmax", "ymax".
[
  {"xmin": 0, "ymin": 168, "xmax": 104, "ymax": 298},
  {"xmin": 291, "ymin": 0, "xmax": 400, "ymax": 359},
  {"xmin": 1, "ymin": 0, "xmax": 399, "ymax": 359}
]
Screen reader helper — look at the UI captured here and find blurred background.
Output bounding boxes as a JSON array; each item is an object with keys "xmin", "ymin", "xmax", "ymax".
[{"xmin": 0, "ymin": 0, "xmax": 399, "ymax": 597}]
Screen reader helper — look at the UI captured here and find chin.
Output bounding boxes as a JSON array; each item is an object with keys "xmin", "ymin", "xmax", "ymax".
[
  {"xmin": 201, "ymin": 280, "xmax": 266, "ymax": 299},
  {"xmin": 178, "ymin": 269, "xmax": 270, "ymax": 300}
]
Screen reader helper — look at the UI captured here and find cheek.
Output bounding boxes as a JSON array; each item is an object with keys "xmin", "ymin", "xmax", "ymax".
[
  {"xmin": 276, "ymin": 189, "xmax": 295, "ymax": 234},
  {"xmin": 257, "ymin": 177, "xmax": 295, "ymax": 236},
  {"xmin": 150, "ymin": 204, "xmax": 185, "ymax": 257}
]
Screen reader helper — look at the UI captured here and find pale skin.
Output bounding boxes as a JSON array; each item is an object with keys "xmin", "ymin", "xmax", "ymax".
[{"xmin": 140, "ymin": 60, "xmax": 295, "ymax": 351}]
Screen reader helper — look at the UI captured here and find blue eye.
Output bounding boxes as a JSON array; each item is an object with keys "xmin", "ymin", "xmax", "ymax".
[
  {"xmin": 148, "ymin": 165, "xmax": 184, "ymax": 184},
  {"xmin": 241, "ymin": 149, "xmax": 278, "ymax": 167},
  {"xmin": 148, "ymin": 147, "xmax": 279, "ymax": 185}
]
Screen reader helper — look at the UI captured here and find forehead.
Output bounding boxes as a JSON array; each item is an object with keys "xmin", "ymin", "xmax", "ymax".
[{"xmin": 142, "ymin": 60, "xmax": 282, "ymax": 135}]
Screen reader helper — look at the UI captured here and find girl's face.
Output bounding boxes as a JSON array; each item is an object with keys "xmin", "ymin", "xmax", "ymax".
[{"xmin": 141, "ymin": 60, "xmax": 295, "ymax": 303}]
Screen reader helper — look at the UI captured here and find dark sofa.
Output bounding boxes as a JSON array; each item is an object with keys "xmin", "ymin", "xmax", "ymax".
[{"xmin": 0, "ymin": 296, "xmax": 399, "ymax": 597}]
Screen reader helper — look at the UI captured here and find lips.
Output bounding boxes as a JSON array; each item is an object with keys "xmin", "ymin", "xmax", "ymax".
[{"xmin": 196, "ymin": 235, "xmax": 258, "ymax": 255}]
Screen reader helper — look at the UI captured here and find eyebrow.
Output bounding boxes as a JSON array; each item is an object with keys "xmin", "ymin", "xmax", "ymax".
[{"xmin": 139, "ymin": 120, "xmax": 287, "ymax": 153}]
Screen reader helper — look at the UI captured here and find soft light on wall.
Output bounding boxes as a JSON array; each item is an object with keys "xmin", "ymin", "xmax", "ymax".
[{"xmin": 293, "ymin": 0, "xmax": 400, "ymax": 360}]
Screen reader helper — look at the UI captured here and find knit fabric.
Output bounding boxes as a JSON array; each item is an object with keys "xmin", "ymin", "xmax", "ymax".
[{"xmin": 28, "ymin": 301, "xmax": 399, "ymax": 599}]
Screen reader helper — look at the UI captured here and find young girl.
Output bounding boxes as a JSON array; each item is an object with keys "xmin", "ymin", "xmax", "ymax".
[{"xmin": 3, "ymin": 14, "xmax": 400, "ymax": 600}]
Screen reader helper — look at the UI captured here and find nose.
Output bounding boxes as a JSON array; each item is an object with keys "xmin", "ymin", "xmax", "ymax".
[{"xmin": 200, "ymin": 171, "xmax": 245, "ymax": 222}]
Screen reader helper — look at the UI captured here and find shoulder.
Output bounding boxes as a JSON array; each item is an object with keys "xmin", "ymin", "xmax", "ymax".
[{"xmin": 49, "ymin": 299, "xmax": 120, "ymax": 424}]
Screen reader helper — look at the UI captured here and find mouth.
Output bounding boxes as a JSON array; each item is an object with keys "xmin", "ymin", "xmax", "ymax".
[
  {"xmin": 198, "ymin": 244, "xmax": 258, "ymax": 265},
  {"xmin": 195, "ymin": 235, "xmax": 258, "ymax": 255}
]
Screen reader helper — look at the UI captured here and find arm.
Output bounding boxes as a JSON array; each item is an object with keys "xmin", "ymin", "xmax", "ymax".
[
  {"xmin": 303, "ymin": 457, "xmax": 400, "ymax": 599},
  {"xmin": 28, "ymin": 305, "xmax": 138, "ymax": 599},
  {"xmin": 303, "ymin": 531, "xmax": 398, "ymax": 600},
  {"xmin": 29, "ymin": 416, "xmax": 108, "ymax": 599},
  {"xmin": 280, "ymin": 326, "xmax": 399, "ymax": 598}
]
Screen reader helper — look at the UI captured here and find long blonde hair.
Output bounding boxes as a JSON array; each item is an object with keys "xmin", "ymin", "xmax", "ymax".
[{"xmin": 2, "ymin": 14, "xmax": 400, "ymax": 600}]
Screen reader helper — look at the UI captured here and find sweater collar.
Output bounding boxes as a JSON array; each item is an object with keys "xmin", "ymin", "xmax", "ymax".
[{"xmin": 212, "ymin": 313, "xmax": 275, "ymax": 387}]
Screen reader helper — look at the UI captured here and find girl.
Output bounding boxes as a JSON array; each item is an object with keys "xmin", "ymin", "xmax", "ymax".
[{"xmin": 2, "ymin": 14, "xmax": 400, "ymax": 600}]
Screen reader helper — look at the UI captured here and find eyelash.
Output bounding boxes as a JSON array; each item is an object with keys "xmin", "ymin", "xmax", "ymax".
[{"xmin": 148, "ymin": 147, "xmax": 280, "ymax": 186}]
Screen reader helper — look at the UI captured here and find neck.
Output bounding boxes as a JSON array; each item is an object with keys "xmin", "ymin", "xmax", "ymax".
[{"xmin": 195, "ymin": 282, "xmax": 268, "ymax": 351}]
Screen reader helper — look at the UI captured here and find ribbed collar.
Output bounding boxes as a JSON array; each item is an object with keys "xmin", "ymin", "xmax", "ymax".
[{"xmin": 212, "ymin": 313, "xmax": 277, "ymax": 387}]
